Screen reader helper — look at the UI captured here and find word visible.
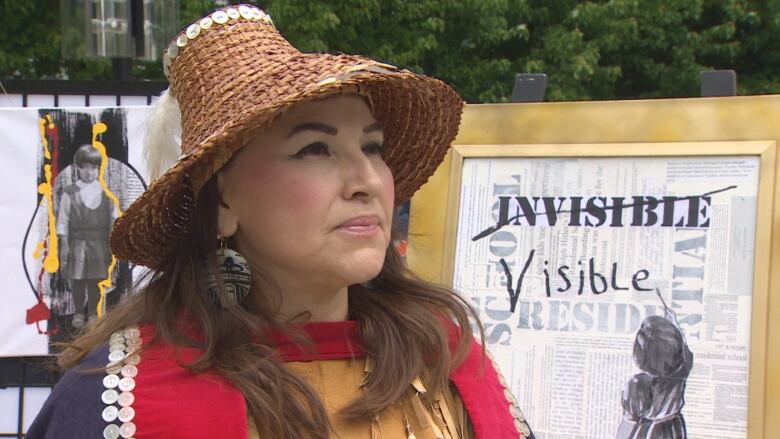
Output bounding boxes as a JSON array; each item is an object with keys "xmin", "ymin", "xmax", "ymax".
[{"xmin": 500, "ymin": 250, "xmax": 652, "ymax": 312}]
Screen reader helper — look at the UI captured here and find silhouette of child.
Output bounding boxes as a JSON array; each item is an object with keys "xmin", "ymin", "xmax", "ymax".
[
  {"xmin": 616, "ymin": 307, "xmax": 694, "ymax": 439},
  {"xmin": 56, "ymin": 144, "xmax": 117, "ymax": 328}
]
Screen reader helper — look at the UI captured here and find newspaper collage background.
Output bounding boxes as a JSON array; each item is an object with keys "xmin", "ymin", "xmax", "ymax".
[{"xmin": 454, "ymin": 156, "xmax": 758, "ymax": 438}]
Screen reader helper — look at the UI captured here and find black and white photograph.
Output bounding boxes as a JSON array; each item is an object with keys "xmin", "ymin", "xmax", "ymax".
[{"xmin": 22, "ymin": 109, "xmax": 146, "ymax": 351}]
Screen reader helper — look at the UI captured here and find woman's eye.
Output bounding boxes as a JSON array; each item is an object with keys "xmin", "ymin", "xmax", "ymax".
[
  {"xmin": 294, "ymin": 142, "xmax": 330, "ymax": 158},
  {"xmin": 362, "ymin": 141, "xmax": 384, "ymax": 155}
]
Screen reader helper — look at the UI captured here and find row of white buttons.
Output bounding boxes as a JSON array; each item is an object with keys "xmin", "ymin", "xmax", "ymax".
[
  {"xmin": 102, "ymin": 327, "xmax": 142, "ymax": 439},
  {"xmin": 163, "ymin": 6, "xmax": 274, "ymax": 78},
  {"xmin": 486, "ymin": 350, "xmax": 532, "ymax": 437}
]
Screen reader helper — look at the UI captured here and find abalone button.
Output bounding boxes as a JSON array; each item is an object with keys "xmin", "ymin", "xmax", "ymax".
[
  {"xmin": 102, "ymin": 405, "xmax": 119, "ymax": 422},
  {"xmin": 239, "ymin": 5, "xmax": 253, "ymax": 19},
  {"xmin": 515, "ymin": 418, "xmax": 531, "ymax": 436},
  {"xmin": 120, "ymin": 421, "xmax": 137, "ymax": 438},
  {"xmin": 510, "ymin": 404, "xmax": 525, "ymax": 421},
  {"xmin": 101, "ymin": 389, "xmax": 119, "ymax": 405},
  {"xmin": 118, "ymin": 377, "xmax": 136, "ymax": 392},
  {"xmin": 199, "ymin": 17, "xmax": 213, "ymax": 29},
  {"xmin": 503, "ymin": 388, "xmax": 517, "ymax": 404},
  {"xmin": 103, "ymin": 374, "xmax": 120, "ymax": 389},
  {"xmin": 166, "ymin": 44, "xmax": 179, "ymax": 60},
  {"xmin": 121, "ymin": 364, "xmax": 138, "ymax": 378},
  {"xmin": 212, "ymin": 10, "xmax": 228, "ymax": 24},
  {"xmin": 118, "ymin": 391, "xmax": 135, "ymax": 407},
  {"xmin": 186, "ymin": 23, "xmax": 200, "ymax": 39},
  {"xmin": 226, "ymin": 8, "xmax": 240, "ymax": 20},
  {"xmin": 103, "ymin": 424, "xmax": 120, "ymax": 439},
  {"xmin": 118, "ymin": 406, "xmax": 135, "ymax": 423}
]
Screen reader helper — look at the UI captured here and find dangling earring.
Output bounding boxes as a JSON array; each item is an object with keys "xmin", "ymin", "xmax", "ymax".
[{"xmin": 206, "ymin": 234, "xmax": 252, "ymax": 307}]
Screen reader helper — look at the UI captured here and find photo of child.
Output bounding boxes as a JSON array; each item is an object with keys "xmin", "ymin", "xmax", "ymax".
[
  {"xmin": 55, "ymin": 144, "xmax": 118, "ymax": 328},
  {"xmin": 20, "ymin": 108, "xmax": 146, "ymax": 351}
]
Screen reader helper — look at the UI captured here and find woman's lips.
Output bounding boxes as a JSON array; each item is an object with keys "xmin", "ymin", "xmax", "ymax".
[{"xmin": 337, "ymin": 216, "xmax": 380, "ymax": 236}]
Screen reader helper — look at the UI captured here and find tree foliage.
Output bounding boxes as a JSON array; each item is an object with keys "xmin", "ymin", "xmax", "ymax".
[
  {"xmin": 1, "ymin": 0, "xmax": 778, "ymax": 102},
  {"xmin": 0, "ymin": 1, "xmax": 113, "ymax": 80}
]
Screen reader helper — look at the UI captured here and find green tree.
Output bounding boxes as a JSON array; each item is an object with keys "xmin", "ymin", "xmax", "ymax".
[
  {"xmin": 1, "ymin": 0, "xmax": 778, "ymax": 102},
  {"xmin": 264, "ymin": 0, "xmax": 779, "ymax": 101},
  {"xmin": 523, "ymin": 0, "xmax": 780, "ymax": 99},
  {"xmin": 265, "ymin": 0, "xmax": 533, "ymax": 102},
  {"xmin": 0, "ymin": 0, "xmax": 113, "ymax": 80}
]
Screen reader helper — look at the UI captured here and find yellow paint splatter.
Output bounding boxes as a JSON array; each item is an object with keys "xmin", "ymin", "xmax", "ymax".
[
  {"xmin": 32, "ymin": 241, "xmax": 45, "ymax": 260},
  {"xmin": 91, "ymin": 122, "xmax": 124, "ymax": 319},
  {"xmin": 39, "ymin": 164, "xmax": 59, "ymax": 273},
  {"xmin": 33, "ymin": 114, "xmax": 60, "ymax": 273},
  {"xmin": 36, "ymin": 114, "xmax": 59, "ymax": 273},
  {"xmin": 37, "ymin": 115, "xmax": 53, "ymax": 160}
]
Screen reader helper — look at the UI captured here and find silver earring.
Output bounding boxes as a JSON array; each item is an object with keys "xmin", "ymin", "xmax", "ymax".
[{"xmin": 206, "ymin": 235, "xmax": 251, "ymax": 307}]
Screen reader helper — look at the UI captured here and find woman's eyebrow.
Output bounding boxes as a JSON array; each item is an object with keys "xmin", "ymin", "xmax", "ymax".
[
  {"xmin": 286, "ymin": 122, "xmax": 338, "ymax": 138},
  {"xmin": 363, "ymin": 122, "xmax": 383, "ymax": 133}
]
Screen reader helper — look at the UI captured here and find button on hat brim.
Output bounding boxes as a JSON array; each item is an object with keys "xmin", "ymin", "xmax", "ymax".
[
  {"xmin": 199, "ymin": 17, "xmax": 213, "ymax": 29},
  {"xmin": 239, "ymin": 5, "xmax": 253, "ymax": 19},
  {"xmin": 226, "ymin": 8, "xmax": 240, "ymax": 19},
  {"xmin": 212, "ymin": 11, "xmax": 229, "ymax": 24}
]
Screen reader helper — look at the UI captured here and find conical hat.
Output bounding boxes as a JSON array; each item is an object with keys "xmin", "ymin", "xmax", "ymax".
[{"xmin": 109, "ymin": 4, "xmax": 463, "ymax": 270}]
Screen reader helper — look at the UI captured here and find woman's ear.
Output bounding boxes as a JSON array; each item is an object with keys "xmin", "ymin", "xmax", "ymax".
[
  {"xmin": 216, "ymin": 173, "xmax": 238, "ymax": 238},
  {"xmin": 217, "ymin": 202, "xmax": 238, "ymax": 238}
]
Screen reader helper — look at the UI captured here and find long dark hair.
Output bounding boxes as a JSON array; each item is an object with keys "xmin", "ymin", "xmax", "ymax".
[
  {"xmin": 59, "ymin": 178, "xmax": 481, "ymax": 439},
  {"xmin": 633, "ymin": 315, "xmax": 685, "ymax": 376}
]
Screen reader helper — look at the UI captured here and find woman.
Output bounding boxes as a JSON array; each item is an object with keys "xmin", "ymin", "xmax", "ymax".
[{"xmin": 28, "ymin": 5, "xmax": 533, "ymax": 439}]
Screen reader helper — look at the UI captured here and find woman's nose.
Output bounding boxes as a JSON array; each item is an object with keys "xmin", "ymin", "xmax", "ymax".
[{"xmin": 340, "ymin": 153, "xmax": 384, "ymax": 200}]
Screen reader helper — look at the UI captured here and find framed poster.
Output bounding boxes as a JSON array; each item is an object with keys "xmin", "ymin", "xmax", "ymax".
[{"xmin": 408, "ymin": 96, "xmax": 780, "ymax": 438}]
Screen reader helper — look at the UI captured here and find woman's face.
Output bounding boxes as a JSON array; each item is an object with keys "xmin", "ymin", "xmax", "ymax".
[{"xmin": 217, "ymin": 94, "xmax": 394, "ymax": 294}]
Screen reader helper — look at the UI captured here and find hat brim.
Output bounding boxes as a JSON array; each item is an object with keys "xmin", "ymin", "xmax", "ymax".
[{"xmin": 110, "ymin": 54, "xmax": 463, "ymax": 270}]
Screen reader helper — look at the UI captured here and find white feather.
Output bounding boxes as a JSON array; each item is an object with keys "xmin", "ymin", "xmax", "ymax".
[{"xmin": 143, "ymin": 88, "xmax": 183, "ymax": 182}]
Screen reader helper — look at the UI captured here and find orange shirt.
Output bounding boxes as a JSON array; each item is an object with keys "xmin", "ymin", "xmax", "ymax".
[{"xmin": 248, "ymin": 358, "xmax": 473, "ymax": 439}]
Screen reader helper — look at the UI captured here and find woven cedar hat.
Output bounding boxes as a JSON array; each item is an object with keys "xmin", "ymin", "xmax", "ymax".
[{"xmin": 109, "ymin": 4, "xmax": 464, "ymax": 270}]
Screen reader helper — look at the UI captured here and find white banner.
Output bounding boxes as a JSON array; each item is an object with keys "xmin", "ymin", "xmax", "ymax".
[
  {"xmin": 0, "ymin": 106, "xmax": 151, "ymax": 356},
  {"xmin": 455, "ymin": 156, "xmax": 758, "ymax": 438}
]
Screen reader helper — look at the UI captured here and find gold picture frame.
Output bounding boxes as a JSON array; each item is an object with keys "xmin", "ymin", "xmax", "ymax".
[{"xmin": 408, "ymin": 95, "xmax": 780, "ymax": 438}]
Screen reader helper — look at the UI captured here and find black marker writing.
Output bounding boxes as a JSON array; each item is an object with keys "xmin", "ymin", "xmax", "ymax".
[{"xmin": 472, "ymin": 185, "xmax": 736, "ymax": 242}]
